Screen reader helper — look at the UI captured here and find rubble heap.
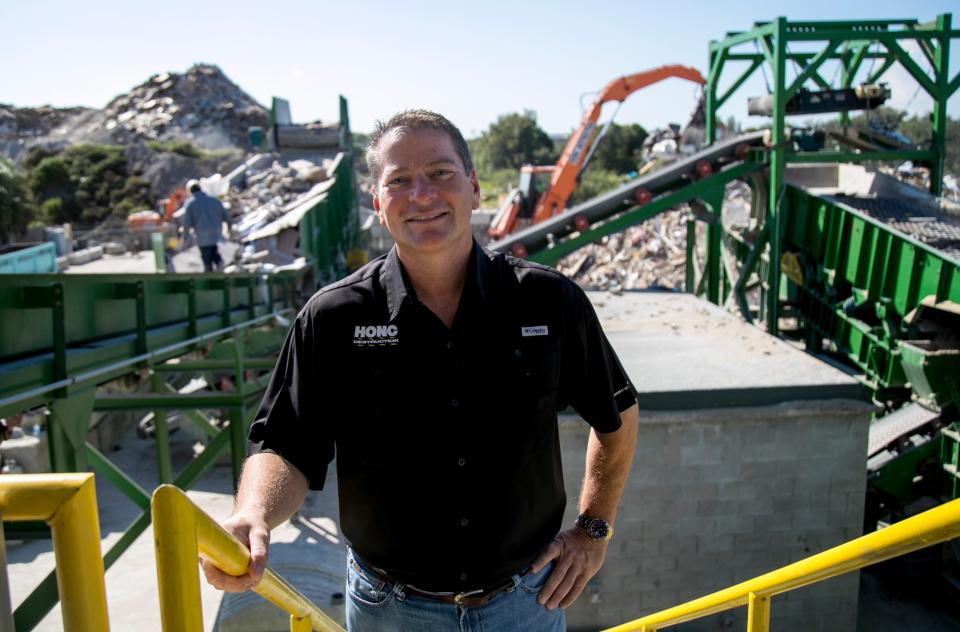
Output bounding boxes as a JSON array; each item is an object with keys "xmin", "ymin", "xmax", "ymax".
[
  {"xmin": 49, "ymin": 64, "xmax": 268, "ymax": 151},
  {"xmin": 228, "ymin": 157, "xmax": 336, "ymax": 240},
  {"xmin": 557, "ymin": 209, "xmax": 689, "ymax": 291},
  {"xmin": 0, "ymin": 104, "xmax": 92, "ymax": 140},
  {"xmin": 556, "ymin": 180, "xmax": 753, "ymax": 292}
]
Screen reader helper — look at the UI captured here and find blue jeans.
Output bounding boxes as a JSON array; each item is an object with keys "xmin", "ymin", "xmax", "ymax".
[{"xmin": 345, "ymin": 551, "xmax": 565, "ymax": 631}]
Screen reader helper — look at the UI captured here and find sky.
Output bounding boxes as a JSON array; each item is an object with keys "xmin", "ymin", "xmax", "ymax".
[{"xmin": 2, "ymin": 0, "xmax": 958, "ymax": 139}]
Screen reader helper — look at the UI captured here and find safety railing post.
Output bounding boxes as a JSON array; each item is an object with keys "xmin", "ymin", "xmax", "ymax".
[
  {"xmin": 4, "ymin": 474, "xmax": 110, "ymax": 631},
  {"xmin": 151, "ymin": 485, "xmax": 346, "ymax": 632},
  {"xmin": 49, "ymin": 475, "xmax": 110, "ymax": 631},
  {"xmin": 152, "ymin": 485, "xmax": 204, "ymax": 632},
  {"xmin": 746, "ymin": 592, "xmax": 770, "ymax": 632}
]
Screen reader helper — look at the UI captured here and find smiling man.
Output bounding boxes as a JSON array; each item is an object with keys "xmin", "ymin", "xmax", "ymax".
[{"xmin": 202, "ymin": 110, "xmax": 639, "ymax": 631}]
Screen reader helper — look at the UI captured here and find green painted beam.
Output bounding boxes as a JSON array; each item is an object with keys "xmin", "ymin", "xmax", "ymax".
[
  {"xmin": 884, "ymin": 39, "xmax": 938, "ymax": 96},
  {"xmin": 709, "ymin": 22, "xmax": 775, "ymax": 52},
  {"xmin": 174, "ymin": 424, "xmax": 233, "ymax": 490},
  {"xmin": 530, "ymin": 162, "xmax": 764, "ymax": 267},
  {"xmin": 717, "ymin": 59, "xmax": 762, "ymax": 108},
  {"xmin": 85, "ymin": 443, "xmax": 150, "ymax": 510},
  {"xmin": 93, "ymin": 392, "xmax": 246, "ymax": 410},
  {"xmin": 785, "ymin": 40, "xmax": 840, "ymax": 100}
]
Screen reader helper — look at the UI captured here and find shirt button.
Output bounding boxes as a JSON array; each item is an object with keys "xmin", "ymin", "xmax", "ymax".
[
  {"xmin": 514, "ymin": 348, "xmax": 523, "ymax": 358},
  {"xmin": 461, "ymin": 518, "xmax": 469, "ymax": 527},
  {"xmin": 446, "ymin": 341, "xmax": 454, "ymax": 350},
  {"xmin": 458, "ymin": 457, "xmax": 466, "ymax": 466},
  {"xmin": 461, "ymin": 573, "xmax": 467, "ymax": 581},
  {"xmin": 451, "ymin": 398, "xmax": 460, "ymax": 408}
]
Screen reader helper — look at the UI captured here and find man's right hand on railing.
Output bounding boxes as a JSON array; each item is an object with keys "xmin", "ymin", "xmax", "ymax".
[{"xmin": 200, "ymin": 510, "xmax": 271, "ymax": 592}]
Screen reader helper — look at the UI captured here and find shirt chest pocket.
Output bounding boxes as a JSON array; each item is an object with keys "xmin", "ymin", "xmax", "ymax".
[{"xmin": 508, "ymin": 337, "xmax": 560, "ymax": 451}]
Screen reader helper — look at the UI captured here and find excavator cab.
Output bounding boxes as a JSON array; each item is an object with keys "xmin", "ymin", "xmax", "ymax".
[{"xmin": 517, "ymin": 166, "xmax": 554, "ymax": 220}]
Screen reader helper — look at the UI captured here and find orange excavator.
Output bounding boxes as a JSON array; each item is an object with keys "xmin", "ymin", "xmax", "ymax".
[{"xmin": 488, "ymin": 65, "xmax": 706, "ymax": 240}]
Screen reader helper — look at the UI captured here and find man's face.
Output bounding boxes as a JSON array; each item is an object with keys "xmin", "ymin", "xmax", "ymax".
[{"xmin": 371, "ymin": 128, "xmax": 480, "ymax": 257}]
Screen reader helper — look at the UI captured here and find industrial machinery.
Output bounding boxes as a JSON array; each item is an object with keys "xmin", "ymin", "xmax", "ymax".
[
  {"xmin": 491, "ymin": 14, "xmax": 960, "ymax": 525},
  {"xmin": 488, "ymin": 65, "xmax": 706, "ymax": 239}
]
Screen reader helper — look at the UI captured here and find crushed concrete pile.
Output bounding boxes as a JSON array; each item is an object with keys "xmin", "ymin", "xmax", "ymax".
[
  {"xmin": 557, "ymin": 180, "xmax": 754, "ymax": 292},
  {"xmin": 557, "ymin": 209, "xmax": 689, "ymax": 291},
  {"xmin": 36, "ymin": 64, "xmax": 267, "ymax": 152},
  {"xmin": 0, "ymin": 104, "xmax": 93, "ymax": 161},
  {"xmin": 1, "ymin": 64, "xmax": 269, "ymax": 200},
  {"xmin": 0, "ymin": 104, "xmax": 92, "ymax": 140}
]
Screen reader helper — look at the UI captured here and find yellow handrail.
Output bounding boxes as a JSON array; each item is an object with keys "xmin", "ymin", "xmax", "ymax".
[
  {"xmin": 151, "ymin": 484, "xmax": 345, "ymax": 632},
  {"xmin": 604, "ymin": 497, "xmax": 960, "ymax": 631},
  {"xmin": 0, "ymin": 473, "xmax": 109, "ymax": 631}
]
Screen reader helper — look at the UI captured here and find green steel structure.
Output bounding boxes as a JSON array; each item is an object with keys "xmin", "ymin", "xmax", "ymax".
[
  {"xmin": 1, "ymin": 97, "xmax": 359, "ymax": 630},
  {"xmin": 704, "ymin": 14, "xmax": 959, "ymax": 334},
  {"xmin": 518, "ymin": 14, "xmax": 959, "ymax": 513}
]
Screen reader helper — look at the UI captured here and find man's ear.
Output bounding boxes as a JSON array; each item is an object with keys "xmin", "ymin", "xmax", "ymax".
[
  {"xmin": 371, "ymin": 186, "xmax": 387, "ymax": 226},
  {"xmin": 469, "ymin": 170, "xmax": 481, "ymax": 210}
]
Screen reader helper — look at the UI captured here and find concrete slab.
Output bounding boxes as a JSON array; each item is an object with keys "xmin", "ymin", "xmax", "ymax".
[{"xmin": 589, "ymin": 290, "xmax": 864, "ymax": 409}]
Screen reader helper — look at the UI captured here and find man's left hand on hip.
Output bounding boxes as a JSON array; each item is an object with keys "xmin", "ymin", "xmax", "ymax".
[{"xmin": 531, "ymin": 527, "xmax": 607, "ymax": 610}]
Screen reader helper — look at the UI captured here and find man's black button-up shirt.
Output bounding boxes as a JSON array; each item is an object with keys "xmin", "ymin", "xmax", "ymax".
[{"xmin": 249, "ymin": 242, "xmax": 637, "ymax": 591}]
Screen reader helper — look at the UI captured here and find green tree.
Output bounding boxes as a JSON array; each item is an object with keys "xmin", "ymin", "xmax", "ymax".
[
  {"xmin": 26, "ymin": 144, "xmax": 153, "ymax": 227},
  {"xmin": 588, "ymin": 123, "xmax": 648, "ymax": 173},
  {"xmin": 0, "ymin": 158, "xmax": 35, "ymax": 242},
  {"xmin": 473, "ymin": 110, "xmax": 556, "ymax": 172}
]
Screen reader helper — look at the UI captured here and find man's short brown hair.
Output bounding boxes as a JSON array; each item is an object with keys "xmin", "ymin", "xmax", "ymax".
[{"xmin": 366, "ymin": 110, "xmax": 474, "ymax": 185}]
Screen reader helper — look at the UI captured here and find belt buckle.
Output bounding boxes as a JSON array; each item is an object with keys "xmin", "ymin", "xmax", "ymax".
[{"xmin": 453, "ymin": 588, "xmax": 483, "ymax": 604}]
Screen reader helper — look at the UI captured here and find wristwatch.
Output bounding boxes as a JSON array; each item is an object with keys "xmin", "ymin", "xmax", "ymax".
[{"xmin": 576, "ymin": 513, "xmax": 614, "ymax": 541}]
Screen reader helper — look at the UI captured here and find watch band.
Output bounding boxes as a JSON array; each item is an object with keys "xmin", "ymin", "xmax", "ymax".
[{"xmin": 575, "ymin": 513, "xmax": 614, "ymax": 541}]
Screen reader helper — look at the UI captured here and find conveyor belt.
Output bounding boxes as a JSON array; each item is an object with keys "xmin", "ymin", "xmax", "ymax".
[
  {"xmin": 490, "ymin": 131, "xmax": 767, "ymax": 256},
  {"xmin": 868, "ymin": 401, "xmax": 941, "ymax": 458},
  {"xmin": 827, "ymin": 195, "xmax": 960, "ymax": 260}
]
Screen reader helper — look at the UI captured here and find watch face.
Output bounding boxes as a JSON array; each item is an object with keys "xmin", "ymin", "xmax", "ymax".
[{"xmin": 588, "ymin": 519, "xmax": 609, "ymax": 540}]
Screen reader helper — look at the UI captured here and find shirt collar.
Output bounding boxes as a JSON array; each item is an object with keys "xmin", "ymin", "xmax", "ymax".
[{"xmin": 381, "ymin": 240, "xmax": 493, "ymax": 322}]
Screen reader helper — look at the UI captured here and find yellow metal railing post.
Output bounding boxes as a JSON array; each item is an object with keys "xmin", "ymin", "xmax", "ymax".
[
  {"xmin": 0, "ymin": 474, "xmax": 109, "ymax": 632},
  {"xmin": 604, "ymin": 498, "xmax": 960, "ymax": 631},
  {"xmin": 151, "ymin": 484, "xmax": 346, "ymax": 632},
  {"xmin": 746, "ymin": 592, "xmax": 770, "ymax": 632},
  {"xmin": 152, "ymin": 485, "xmax": 204, "ymax": 632}
]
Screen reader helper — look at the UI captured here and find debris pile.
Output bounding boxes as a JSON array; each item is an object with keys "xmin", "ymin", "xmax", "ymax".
[
  {"xmin": 557, "ymin": 209, "xmax": 690, "ymax": 291},
  {"xmin": 228, "ymin": 157, "xmax": 336, "ymax": 241},
  {"xmin": 39, "ymin": 64, "xmax": 268, "ymax": 151}
]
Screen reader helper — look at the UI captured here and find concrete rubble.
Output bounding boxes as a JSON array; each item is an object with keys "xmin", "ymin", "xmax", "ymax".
[{"xmin": 33, "ymin": 64, "xmax": 267, "ymax": 152}]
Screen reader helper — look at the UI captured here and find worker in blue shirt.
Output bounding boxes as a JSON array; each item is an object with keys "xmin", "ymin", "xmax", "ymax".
[{"xmin": 180, "ymin": 179, "xmax": 231, "ymax": 272}]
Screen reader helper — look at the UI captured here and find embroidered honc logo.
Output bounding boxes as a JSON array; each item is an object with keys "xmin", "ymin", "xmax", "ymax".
[{"xmin": 353, "ymin": 324, "xmax": 399, "ymax": 346}]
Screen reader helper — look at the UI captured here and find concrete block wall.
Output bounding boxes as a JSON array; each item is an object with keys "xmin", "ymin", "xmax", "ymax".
[{"xmin": 559, "ymin": 398, "xmax": 872, "ymax": 632}]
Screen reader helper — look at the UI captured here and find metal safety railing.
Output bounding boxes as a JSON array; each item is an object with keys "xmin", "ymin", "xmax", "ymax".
[
  {"xmin": 604, "ymin": 498, "xmax": 960, "ymax": 631},
  {"xmin": 0, "ymin": 474, "xmax": 108, "ymax": 631},
  {"xmin": 151, "ymin": 484, "xmax": 345, "ymax": 632}
]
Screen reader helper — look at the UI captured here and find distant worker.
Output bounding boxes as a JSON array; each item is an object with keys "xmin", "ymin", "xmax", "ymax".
[{"xmin": 180, "ymin": 179, "xmax": 231, "ymax": 272}]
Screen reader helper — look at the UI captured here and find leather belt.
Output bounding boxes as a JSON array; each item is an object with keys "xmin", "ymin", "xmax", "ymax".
[{"xmin": 366, "ymin": 562, "xmax": 529, "ymax": 608}]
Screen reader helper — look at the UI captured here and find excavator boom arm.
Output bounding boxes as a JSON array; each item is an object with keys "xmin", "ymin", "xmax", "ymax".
[{"xmin": 530, "ymin": 65, "xmax": 705, "ymax": 224}]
